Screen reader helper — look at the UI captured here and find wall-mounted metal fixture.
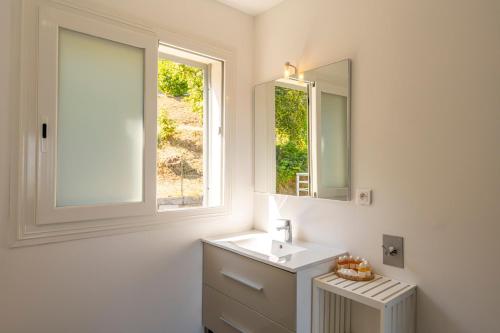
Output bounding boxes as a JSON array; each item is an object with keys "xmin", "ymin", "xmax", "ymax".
[
  {"xmin": 283, "ymin": 61, "xmax": 297, "ymax": 78},
  {"xmin": 383, "ymin": 245, "xmax": 398, "ymax": 256},
  {"xmin": 382, "ymin": 234, "xmax": 404, "ymax": 268}
]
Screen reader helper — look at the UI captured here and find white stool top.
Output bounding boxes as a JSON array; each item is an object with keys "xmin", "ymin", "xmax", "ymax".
[{"xmin": 314, "ymin": 272, "xmax": 416, "ymax": 310}]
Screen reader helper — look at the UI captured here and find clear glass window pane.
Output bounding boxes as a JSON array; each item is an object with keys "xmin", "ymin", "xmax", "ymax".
[
  {"xmin": 56, "ymin": 28, "xmax": 144, "ymax": 207},
  {"xmin": 156, "ymin": 44, "xmax": 224, "ymax": 211},
  {"xmin": 156, "ymin": 58, "xmax": 205, "ymax": 210}
]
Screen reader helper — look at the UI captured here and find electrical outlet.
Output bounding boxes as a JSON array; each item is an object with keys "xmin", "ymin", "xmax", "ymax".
[{"xmin": 356, "ymin": 189, "xmax": 372, "ymax": 205}]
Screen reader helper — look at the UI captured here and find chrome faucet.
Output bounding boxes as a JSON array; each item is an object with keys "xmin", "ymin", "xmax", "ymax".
[{"xmin": 276, "ymin": 219, "xmax": 292, "ymax": 243}]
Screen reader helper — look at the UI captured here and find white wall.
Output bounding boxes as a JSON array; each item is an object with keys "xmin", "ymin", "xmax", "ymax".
[
  {"xmin": 0, "ymin": 1, "xmax": 254, "ymax": 332},
  {"xmin": 254, "ymin": 0, "xmax": 500, "ymax": 332}
]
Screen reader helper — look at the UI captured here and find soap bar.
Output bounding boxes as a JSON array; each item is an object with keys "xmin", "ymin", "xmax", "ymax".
[{"xmin": 338, "ymin": 268, "xmax": 358, "ymax": 277}]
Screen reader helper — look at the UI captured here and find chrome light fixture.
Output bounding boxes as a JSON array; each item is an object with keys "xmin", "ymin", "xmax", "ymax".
[{"xmin": 283, "ymin": 61, "xmax": 297, "ymax": 78}]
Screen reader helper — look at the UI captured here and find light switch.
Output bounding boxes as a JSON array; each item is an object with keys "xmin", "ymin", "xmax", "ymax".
[{"xmin": 356, "ymin": 189, "xmax": 372, "ymax": 205}]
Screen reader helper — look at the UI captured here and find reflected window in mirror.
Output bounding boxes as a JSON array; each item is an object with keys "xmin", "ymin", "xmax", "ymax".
[{"xmin": 274, "ymin": 84, "xmax": 309, "ymax": 196}]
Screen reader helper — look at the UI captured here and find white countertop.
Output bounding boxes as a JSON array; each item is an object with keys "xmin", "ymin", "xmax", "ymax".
[{"xmin": 202, "ymin": 230, "xmax": 347, "ymax": 273}]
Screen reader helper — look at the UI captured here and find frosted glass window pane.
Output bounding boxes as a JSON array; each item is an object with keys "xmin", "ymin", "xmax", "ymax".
[
  {"xmin": 321, "ymin": 92, "xmax": 347, "ymax": 187},
  {"xmin": 56, "ymin": 28, "xmax": 144, "ymax": 207}
]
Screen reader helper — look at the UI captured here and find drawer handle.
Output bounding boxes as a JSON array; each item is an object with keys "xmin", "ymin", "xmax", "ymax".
[
  {"xmin": 220, "ymin": 270, "xmax": 263, "ymax": 291},
  {"xmin": 219, "ymin": 315, "xmax": 249, "ymax": 333}
]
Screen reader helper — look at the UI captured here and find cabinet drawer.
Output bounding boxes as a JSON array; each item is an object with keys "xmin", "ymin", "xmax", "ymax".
[
  {"xmin": 203, "ymin": 244, "xmax": 296, "ymax": 330},
  {"xmin": 203, "ymin": 285, "xmax": 293, "ymax": 333}
]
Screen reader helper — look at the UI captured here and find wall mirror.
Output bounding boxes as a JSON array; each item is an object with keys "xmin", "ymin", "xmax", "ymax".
[{"xmin": 254, "ymin": 59, "xmax": 351, "ymax": 201}]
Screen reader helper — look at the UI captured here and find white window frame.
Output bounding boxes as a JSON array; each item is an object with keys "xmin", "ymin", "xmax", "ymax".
[
  {"xmin": 157, "ymin": 47, "xmax": 217, "ymax": 210},
  {"xmin": 310, "ymin": 77, "xmax": 351, "ymax": 200},
  {"xmin": 36, "ymin": 5, "xmax": 158, "ymax": 224},
  {"xmin": 10, "ymin": 0, "xmax": 233, "ymax": 246}
]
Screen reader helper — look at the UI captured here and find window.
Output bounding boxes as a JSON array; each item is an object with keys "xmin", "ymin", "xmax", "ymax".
[
  {"xmin": 36, "ymin": 5, "xmax": 157, "ymax": 224},
  {"xmin": 11, "ymin": 2, "xmax": 231, "ymax": 245},
  {"xmin": 156, "ymin": 45, "xmax": 224, "ymax": 211},
  {"xmin": 56, "ymin": 29, "xmax": 145, "ymax": 208}
]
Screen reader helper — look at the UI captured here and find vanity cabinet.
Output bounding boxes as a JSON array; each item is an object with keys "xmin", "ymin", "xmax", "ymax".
[
  {"xmin": 203, "ymin": 285, "xmax": 293, "ymax": 333},
  {"xmin": 204, "ymin": 243, "xmax": 296, "ymax": 331},
  {"xmin": 203, "ymin": 241, "xmax": 342, "ymax": 333}
]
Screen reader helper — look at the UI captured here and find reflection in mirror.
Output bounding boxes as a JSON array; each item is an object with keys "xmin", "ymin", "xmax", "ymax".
[
  {"xmin": 254, "ymin": 59, "xmax": 350, "ymax": 201},
  {"xmin": 274, "ymin": 81, "xmax": 309, "ymax": 196},
  {"xmin": 305, "ymin": 60, "xmax": 350, "ymax": 200}
]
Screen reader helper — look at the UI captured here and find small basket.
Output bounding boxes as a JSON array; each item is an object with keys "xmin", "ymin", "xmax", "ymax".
[{"xmin": 335, "ymin": 270, "xmax": 375, "ymax": 281}]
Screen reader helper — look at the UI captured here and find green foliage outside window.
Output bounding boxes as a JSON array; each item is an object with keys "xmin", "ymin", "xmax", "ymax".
[
  {"xmin": 158, "ymin": 59, "xmax": 204, "ymax": 115},
  {"xmin": 157, "ymin": 107, "xmax": 177, "ymax": 148},
  {"xmin": 275, "ymin": 86, "xmax": 309, "ymax": 194}
]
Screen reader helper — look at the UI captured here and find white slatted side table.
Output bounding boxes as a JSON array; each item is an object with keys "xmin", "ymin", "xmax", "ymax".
[{"xmin": 312, "ymin": 272, "xmax": 416, "ymax": 333}]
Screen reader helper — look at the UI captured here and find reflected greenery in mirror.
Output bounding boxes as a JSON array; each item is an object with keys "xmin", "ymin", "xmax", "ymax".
[
  {"xmin": 253, "ymin": 59, "xmax": 350, "ymax": 201},
  {"xmin": 275, "ymin": 86, "xmax": 309, "ymax": 195}
]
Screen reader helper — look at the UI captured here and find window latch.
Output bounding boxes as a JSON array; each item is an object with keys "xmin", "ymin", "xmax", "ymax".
[{"xmin": 41, "ymin": 123, "xmax": 47, "ymax": 153}]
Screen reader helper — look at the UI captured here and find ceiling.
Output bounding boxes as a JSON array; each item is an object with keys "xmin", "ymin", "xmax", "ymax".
[{"xmin": 216, "ymin": 0, "xmax": 285, "ymax": 16}]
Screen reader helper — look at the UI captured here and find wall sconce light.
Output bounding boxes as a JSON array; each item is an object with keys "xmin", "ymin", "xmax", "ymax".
[{"xmin": 284, "ymin": 61, "xmax": 297, "ymax": 78}]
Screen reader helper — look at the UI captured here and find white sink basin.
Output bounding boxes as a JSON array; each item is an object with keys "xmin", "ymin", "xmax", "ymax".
[
  {"xmin": 230, "ymin": 237, "xmax": 306, "ymax": 258},
  {"xmin": 203, "ymin": 230, "xmax": 347, "ymax": 272}
]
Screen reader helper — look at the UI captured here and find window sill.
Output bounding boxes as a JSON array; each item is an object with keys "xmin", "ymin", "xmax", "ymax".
[{"xmin": 10, "ymin": 204, "xmax": 231, "ymax": 247}]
